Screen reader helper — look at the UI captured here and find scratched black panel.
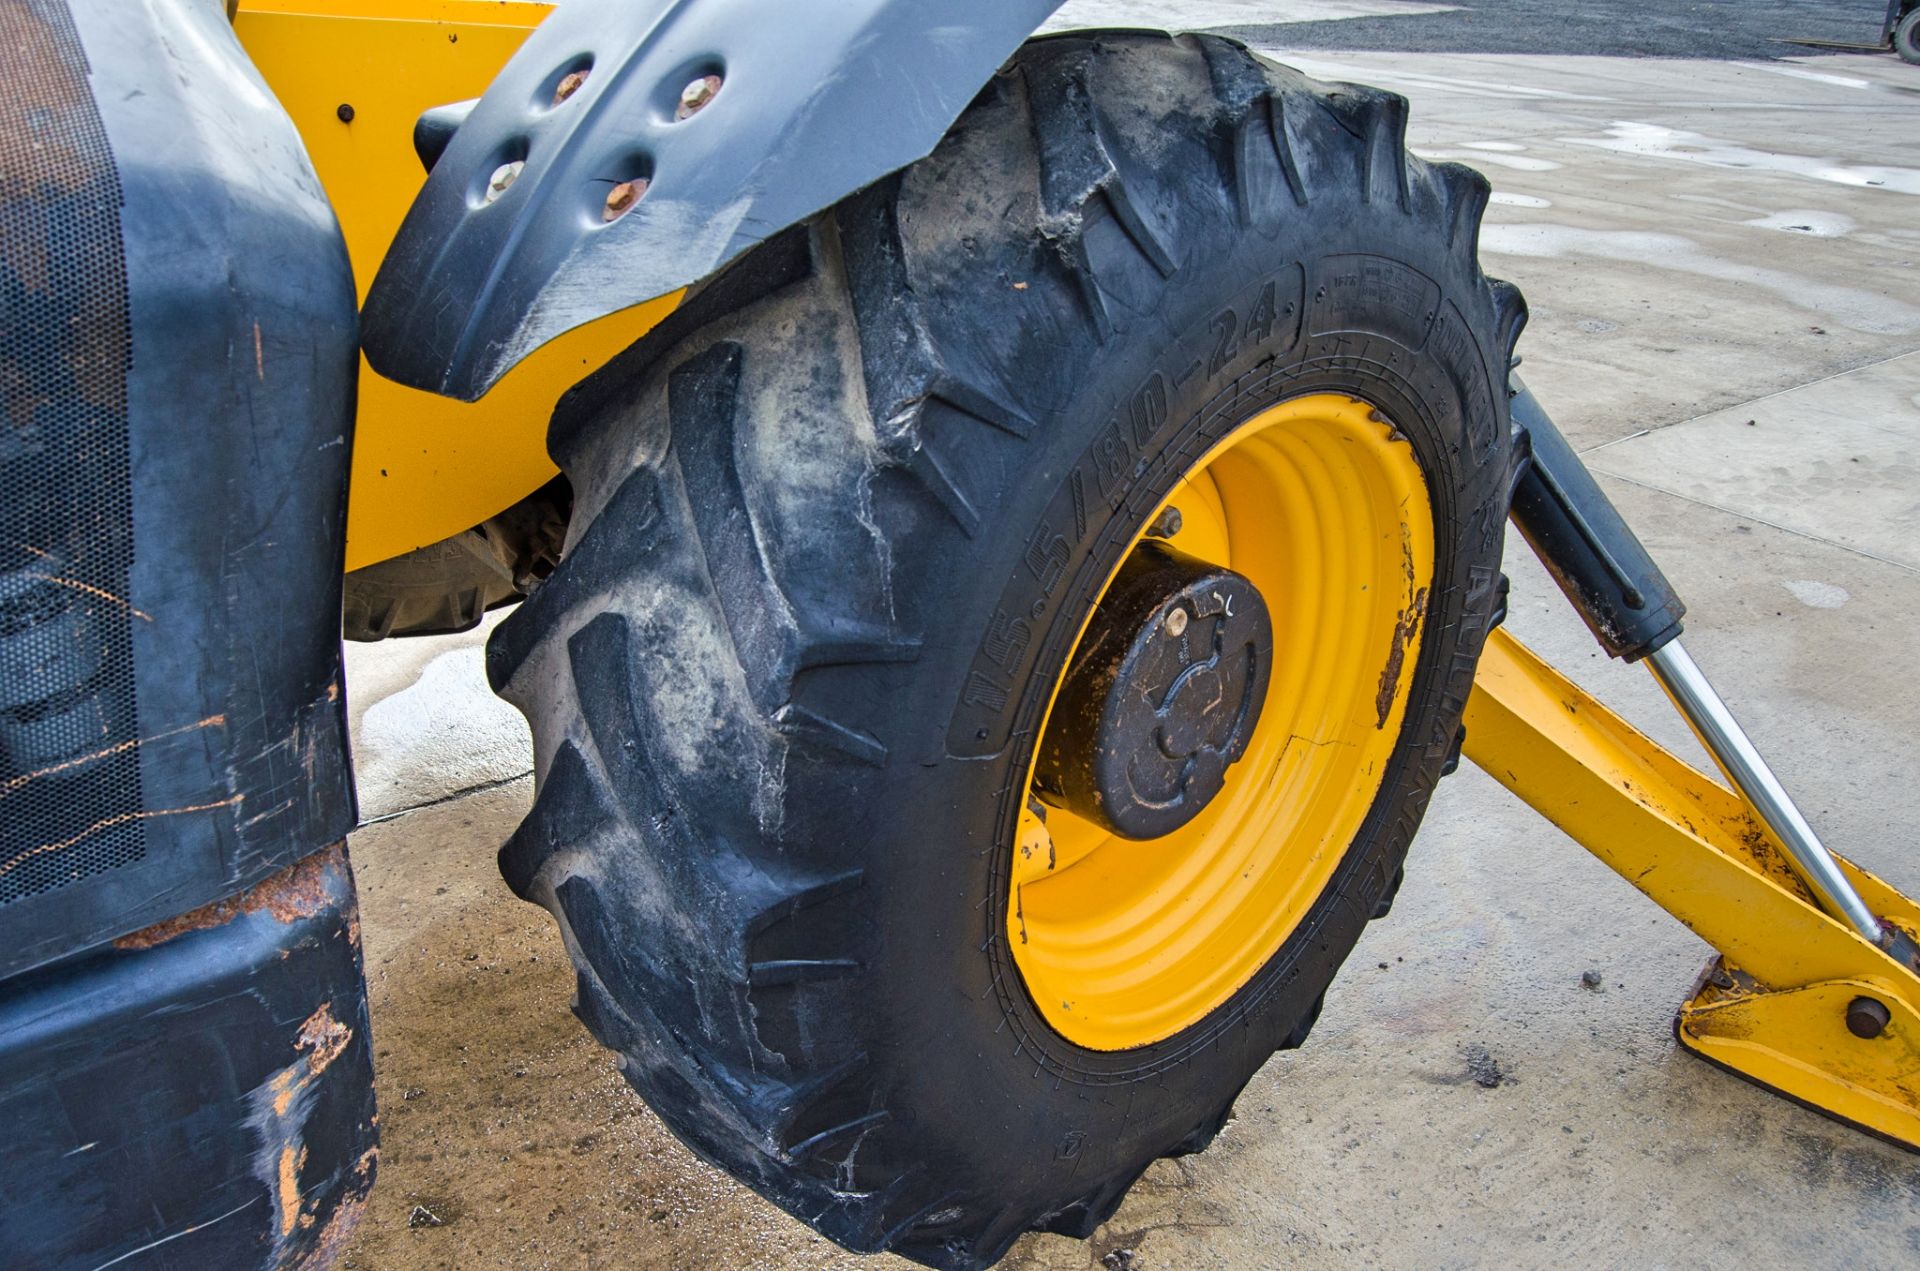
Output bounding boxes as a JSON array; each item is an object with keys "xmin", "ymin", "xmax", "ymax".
[
  {"xmin": 0, "ymin": 0, "xmax": 144, "ymax": 907},
  {"xmin": 0, "ymin": 843, "xmax": 378, "ymax": 1268},
  {"xmin": 0, "ymin": 0, "xmax": 359, "ymax": 978}
]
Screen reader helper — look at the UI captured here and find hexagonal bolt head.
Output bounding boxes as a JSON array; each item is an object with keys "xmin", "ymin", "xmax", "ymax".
[
  {"xmin": 1148, "ymin": 505, "xmax": 1183, "ymax": 539},
  {"xmin": 603, "ymin": 178, "xmax": 650, "ymax": 222},
  {"xmin": 676, "ymin": 74, "xmax": 723, "ymax": 120},
  {"xmin": 553, "ymin": 69, "xmax": 589, "ymax": 105},
  {"xmin": 1846, "ymin": 995, "xmax": 1891, "ymax": 1040},
  {"xmin": 483, "ymin": 160, "xmax": 524, "ymax": 204}
]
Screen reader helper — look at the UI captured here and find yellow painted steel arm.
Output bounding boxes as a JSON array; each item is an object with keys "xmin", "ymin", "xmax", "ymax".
[
  {"xmin": 1464, "ymin": 627, "xmax": 1920, "ymax": 1148},
  {"xmin": 235, "ymin": 1, "xmax": 679, "ymax": 570}
]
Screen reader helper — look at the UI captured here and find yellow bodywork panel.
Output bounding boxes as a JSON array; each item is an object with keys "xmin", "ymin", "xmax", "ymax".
[
  {"xmin": 1465, "ymin": 627, "xmax": 1920, "ymax": 1149},
  {"xmin": 235, "ymin": 0, "xmax": 680, "ymax": 570}
]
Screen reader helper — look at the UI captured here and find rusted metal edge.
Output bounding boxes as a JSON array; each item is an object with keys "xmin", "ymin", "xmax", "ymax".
[{"xmin": 114, "ymin": 840, "xmax": 347, "ymax": 950}]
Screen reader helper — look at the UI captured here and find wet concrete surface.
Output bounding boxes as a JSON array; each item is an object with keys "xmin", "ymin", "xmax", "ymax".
[
  {"xmin": 340, "ymin": 10, "xmax": 1920, "ymax": 1270},
  {"xmin": 1219, "ymin": 0, "xmax": 1887, "ymax": 60}
]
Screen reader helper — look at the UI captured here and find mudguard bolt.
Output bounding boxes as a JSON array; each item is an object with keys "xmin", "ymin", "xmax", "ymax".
[
  {"xmin": 1164, "ymin": 607, "xmax": 1189, "ymax": 638},
  {"xmin": 1148, "ymin": 506, "xmax": 1183, "ymax": 539},
  {"xmin": 603, "ymin": 178, "xmax": 649, "ymax": 221},
  {"xmin": 483, "ymin": 160, "xmax": 523, "ymax": 204},
  {"xmin": 1846, "ymin": 995, "xmax": 1891, "ymax": 1039},
  {"xmin": 677, "ymin": 74, "xmax": 723, "ymax": 120},
  {"xmin": 554, "ymin": 69, "xmax": 589, "ymax": 105}
]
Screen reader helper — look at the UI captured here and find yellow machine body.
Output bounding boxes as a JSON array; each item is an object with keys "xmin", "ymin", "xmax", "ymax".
[{"xmin": 234, "ymin": 0, "xmax": 676, "ymax": 571}]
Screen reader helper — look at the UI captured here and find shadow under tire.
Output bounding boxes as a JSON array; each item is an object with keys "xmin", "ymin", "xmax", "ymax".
[{"xmin": 486, "ymin": 31, "xmax": 1523, "ymax": 1270}]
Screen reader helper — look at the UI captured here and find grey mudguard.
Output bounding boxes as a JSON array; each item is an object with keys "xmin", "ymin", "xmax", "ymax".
[{"xmin": 361, "ymin": 0, "xmax": 1066, "ymax": 401}]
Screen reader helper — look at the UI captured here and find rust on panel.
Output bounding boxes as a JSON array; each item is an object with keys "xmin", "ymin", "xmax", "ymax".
[{"xmin": 114, "ymin": 841, "xmax": 347, "ymax": 949}]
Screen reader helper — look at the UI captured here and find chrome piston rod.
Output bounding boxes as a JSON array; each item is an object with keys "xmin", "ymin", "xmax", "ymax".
[
  {"xmin": 1506, "ymin": 380, "xmax": 1886, "ymax": 947},
  {"xmin": 1647, "ymin": 639, "xmax": 1885, "ymax": 946}
]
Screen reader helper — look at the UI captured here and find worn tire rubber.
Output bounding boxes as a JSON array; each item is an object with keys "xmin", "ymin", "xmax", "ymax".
[
  {"xmin": 487, "ymin": 32, "xmax": 1524, "ymax": 1270},
  {"xmin": 1897, "ymin": 10, "xmax": 1920, "ymax": 65}
]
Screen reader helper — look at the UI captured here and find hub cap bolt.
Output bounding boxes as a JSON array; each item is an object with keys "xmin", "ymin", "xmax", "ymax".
[
  {"xmin": 1164, "ymin": 607, "xmax": 1189, "ymax": 637},
  {"xmin": 603, "ymin": 178, "xmax": 649, "ymax": 221},
  {"xmin": 483, "ymin": 160, "xmax": 523, "ymax": 204},
  {"xmin": 676, "ymin": 74, "xmax": 723, "ymax": 120},
  {"xmin": 1846, "ymin": 995, "xmax": 1891, "ymax": 1039},
  {"xmin": 1148, "ymin": 506, "xmax": 1183, "ymax": 539}
]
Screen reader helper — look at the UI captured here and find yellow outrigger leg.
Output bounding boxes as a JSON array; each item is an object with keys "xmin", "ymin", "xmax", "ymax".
[
  {"xmin": 1466, "ymin": 628, "xmax": 1920, "ymax": 1149},
  {"xmin": 1468, "ymin": 382, "xmax": 1920, "ymax": 1152}
]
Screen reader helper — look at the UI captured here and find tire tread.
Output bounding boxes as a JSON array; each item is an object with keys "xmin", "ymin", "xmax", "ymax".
[{"xmin": 489, "ymin": 31, "xmax": 1524, "ymax": 1269}]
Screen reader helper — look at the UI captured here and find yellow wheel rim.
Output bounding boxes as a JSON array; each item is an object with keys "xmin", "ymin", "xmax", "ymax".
[{"xmin": 1010, "ymin": 394, "xmax": 1435, "ymax": 1051}]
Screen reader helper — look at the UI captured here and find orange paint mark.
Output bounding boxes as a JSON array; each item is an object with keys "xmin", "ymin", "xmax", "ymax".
[
  {"xmin": 265, "ymin": 1002, "xmax": 353, "ymax": 1118},
  {"xmin": 277, "ymin": 1143, "xmax": 307, "ymax": 1235},
  {"xmin": 0, "ymin": 796, "xmax": 242, "ymax": 880},
  {"xmin": 296, "ymin": 1003, "xmax": 351, "ymax": 1077},
  {"xmin": 239, "ymin": 797, "xmax": 296, "ymax": 830},
  {"xmin": 302, "ymin": 1183, "xmax": 371, "ymax": 1266},
  {"xmin": 269, "ymin": 1067, "xmax": 299, "ymax": 1119},
  {"xmin": 0, "ymin": 714, "xmax": 224, "ymax": 798},
  {"xmin": 23, "ymin": 573, "xmax": 153, "ymax": 621}
]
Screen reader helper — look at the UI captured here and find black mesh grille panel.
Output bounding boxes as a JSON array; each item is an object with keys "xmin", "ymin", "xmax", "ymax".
[{"xmin": 0, "ymin": 0, "xmax": 142, "ymax": 905}]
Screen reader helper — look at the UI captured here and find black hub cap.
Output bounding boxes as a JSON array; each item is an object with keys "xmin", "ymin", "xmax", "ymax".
[{"xmin": 1035, "ymin": 541, "xmax": 1273, "ymax": 840}]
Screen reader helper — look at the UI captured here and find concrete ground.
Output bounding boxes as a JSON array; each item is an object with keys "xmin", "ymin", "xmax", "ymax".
[
  {"xmin": 339, "ymin": 6, "xmax": 1920, "ymax": 1269},
  {"xmin": 1211, "ymin": 0, "xmax": 1892, "ymax": 60}
]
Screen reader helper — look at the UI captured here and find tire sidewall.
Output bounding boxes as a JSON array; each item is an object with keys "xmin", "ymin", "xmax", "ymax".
[
  {"xmin": 856, "ymin": 196, "xmax": 1512, "ymax": 1198},
  {"xmin": 505, "ymin": 36, "xmax": 1525, "ymax": 1253}
]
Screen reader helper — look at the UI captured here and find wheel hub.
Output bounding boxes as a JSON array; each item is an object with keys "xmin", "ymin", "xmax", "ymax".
[
  {"xmin": 1013, "ymin": 394, "xmax": 1436, "ymax": 1051},
  {"xmin": 1035, "ymin": 542, "xmax": 1272, "ymax": 840}
]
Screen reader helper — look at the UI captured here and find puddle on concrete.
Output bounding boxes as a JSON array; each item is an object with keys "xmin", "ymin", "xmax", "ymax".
[
  {"xmin": 1781, "ymin": 580, "xmax": 1850, "ymax": 610},
  {"xmin": 355, "ymin": 645, "xmax": 531, "ymax": 818},
  {"xmin": 1046, "ymin": 0, "xmax": 1459, "ymax": 30},
  {"xmin": 1480, "ymin": 223, "xmax": 1920, "ymax": 335},
  {"xmin": 1274, "ymin": 54, "xmax": 1615, "ymax": 102},
  {"xmin": 1741, "ymin": 210, "xmax": 1856, "ymax": 237},
  {"xmin": 1745, "ymin": 64, "xmax": 1876, "ymax": 92},
  {"xmin": 1564, "ymin": 122, "xmax": 1920, "ymax": 196},
  {"xmin": 1670, "ymin": 192, "xmax": 1772, "ymax": 216},
  {"xmin": 1415, "ymin": 146, "xmax": 1562, "ymax": 171}
]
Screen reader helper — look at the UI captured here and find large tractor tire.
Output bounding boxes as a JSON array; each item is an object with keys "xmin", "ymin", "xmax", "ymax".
[{"xmin": 487, "ymin": 31, "xmax": 1523, "ymax": 1269}]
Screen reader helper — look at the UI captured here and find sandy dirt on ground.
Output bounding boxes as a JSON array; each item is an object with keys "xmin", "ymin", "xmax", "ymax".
[{"xmin": 339, "ymin": 783, "xmax": 893, "ymax": 1271}]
